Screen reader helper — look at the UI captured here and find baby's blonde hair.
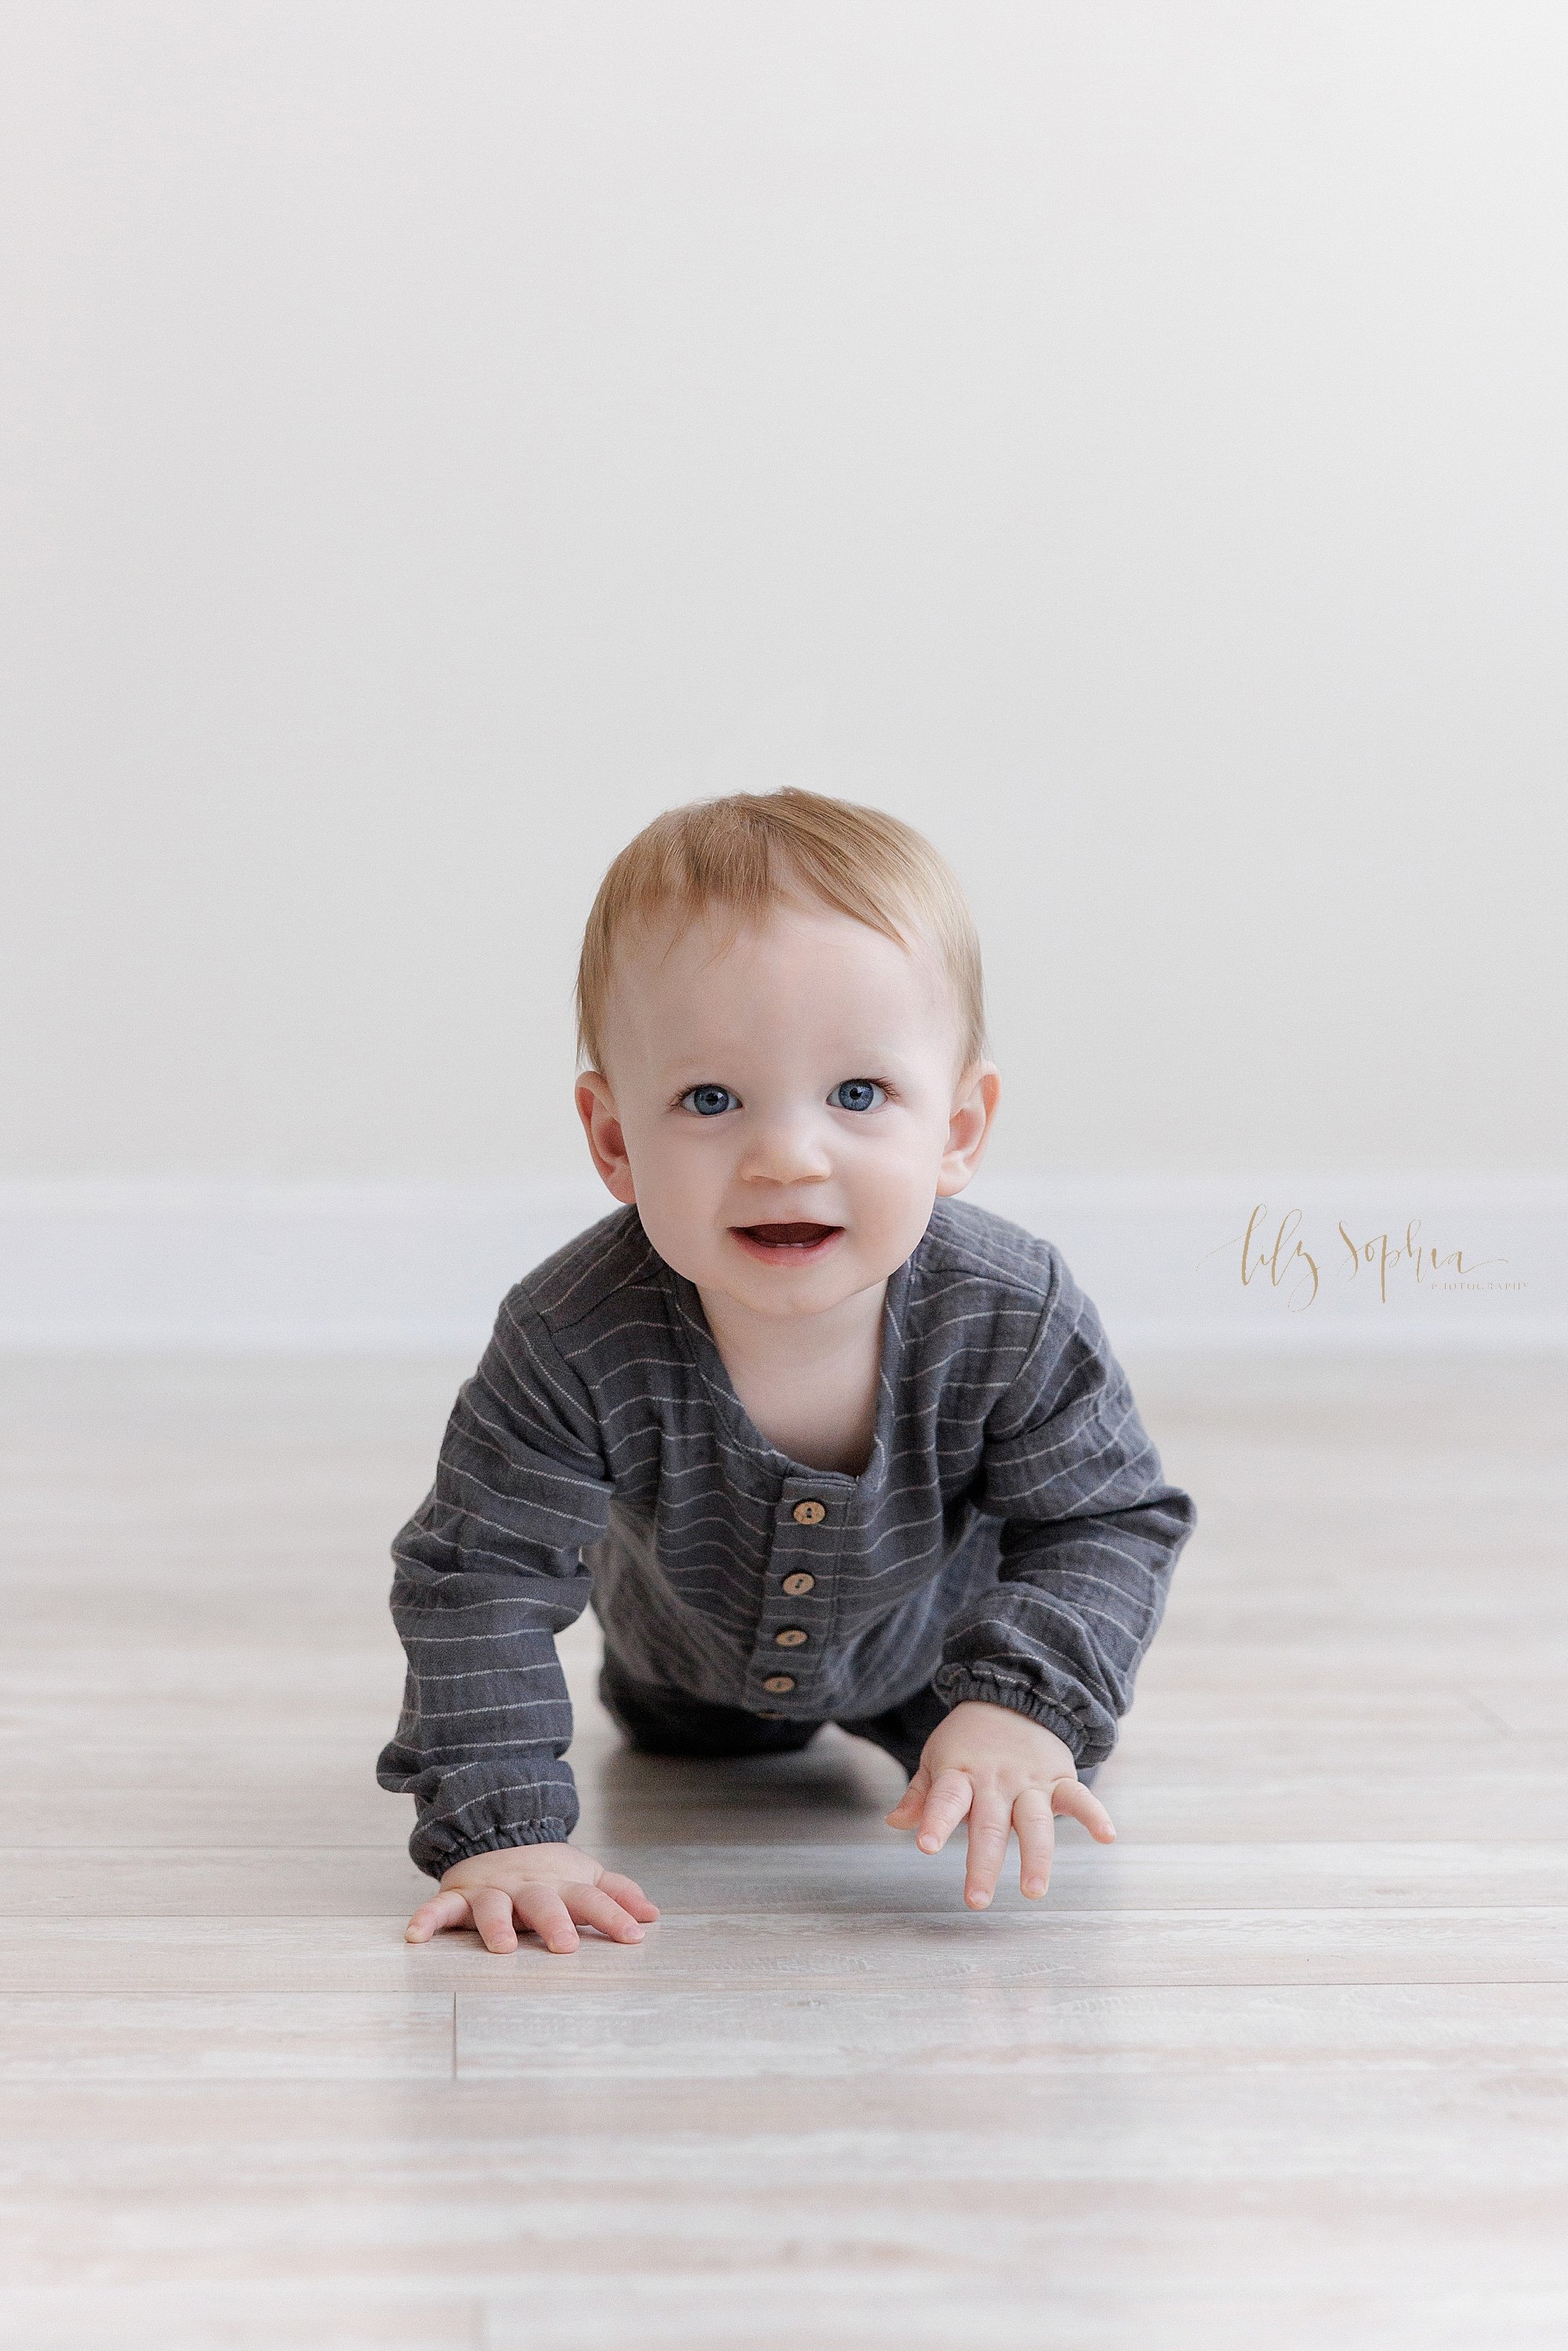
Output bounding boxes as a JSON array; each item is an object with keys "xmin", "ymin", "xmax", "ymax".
[{"xmin": 575, "ymin": 787, "xmax": 987, "ymax": 1077}]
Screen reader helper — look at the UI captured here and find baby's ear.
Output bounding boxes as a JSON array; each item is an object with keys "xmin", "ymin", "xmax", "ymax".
[
  {"xmin": 575, "ymin": 1072, "xmax": 637, "ymax": 1203},
  {"xmin": 936, "ymin": 1063, "xmax": 1001, "ymax": 1194}
]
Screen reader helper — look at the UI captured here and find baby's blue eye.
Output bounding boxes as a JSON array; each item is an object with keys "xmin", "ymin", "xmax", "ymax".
[
  {"xmin": 831, "ymin": 1079, "xmax": 886, "ymax": 1114},
  {"xmin": 680, "ymin": 1085, "xmax": 738, "ymax": 1117}
]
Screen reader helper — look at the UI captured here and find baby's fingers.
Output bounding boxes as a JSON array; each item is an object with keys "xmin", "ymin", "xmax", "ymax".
[
  {"xmin": 915, "ymin": 1768, "xmax": 974, "ymax": 1855},
  {"xmin": 405, "ymin": 1890, "xmax": 474, "ymax": 1944},
  {"xmin": 962, "ymin": 1796, "xmax": 1014, "ymax": 1909},
  {"xmin": 885, "ymin": 1767, "xmax": 931, "ymax": 1830},
  {"xmin": 468, "ymin": 1886, "xmax": 522, "ymax": 1953},
  {"xmin": 1053, "ymin": 1778, "xmax": 1117, "ymax": 1842},
  {"xmin": 562, "ymin": 1884, "xmax": 647, "ymax": 1946},
  {"xmin": 597, "ymin": 1870, "xmax": 660, "ymax": 1922},
  {"xmin": 1014, "ymin": 1788, "xmax": 1056, "ymax": 1899},
  {"xmin": 512, "ymin": 1885, "xmax": 580, "ymax": 1956}
]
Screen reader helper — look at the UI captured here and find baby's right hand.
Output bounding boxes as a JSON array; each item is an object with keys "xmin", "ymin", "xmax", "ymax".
[{"xmin": 405, "ymin": 1843, "xmax": 659, "ymax": 1956}]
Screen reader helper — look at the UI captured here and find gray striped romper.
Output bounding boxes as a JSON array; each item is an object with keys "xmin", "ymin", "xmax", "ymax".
[{"xmin": 376, "ymin": 1197, "xmax": 1197, "ymax": 1878}]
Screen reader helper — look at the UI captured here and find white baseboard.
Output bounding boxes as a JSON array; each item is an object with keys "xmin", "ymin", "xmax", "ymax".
[{"xmin": 2, "ymin": 1173, "xmax": 1563, "ymax": 1353}]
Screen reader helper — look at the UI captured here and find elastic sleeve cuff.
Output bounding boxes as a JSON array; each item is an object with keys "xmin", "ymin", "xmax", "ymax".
[
  {"xmin": 932, "ymin": 1665, "xmax": 1114, "ymax": 1769},
  {"xmin": 411, "ymin": 1816, "xmax": 574, "ymax": 1880}
]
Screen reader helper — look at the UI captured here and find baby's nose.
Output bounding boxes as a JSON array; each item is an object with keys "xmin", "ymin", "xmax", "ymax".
[{"xmin": 735, "ymin": 1116, "xmax": 834, "ymax": 1183}]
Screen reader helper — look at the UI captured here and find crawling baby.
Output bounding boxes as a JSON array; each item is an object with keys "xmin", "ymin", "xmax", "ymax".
[{"xmin": 378, "ymin": 787, "xmax": 1196, "ymax": 1953}]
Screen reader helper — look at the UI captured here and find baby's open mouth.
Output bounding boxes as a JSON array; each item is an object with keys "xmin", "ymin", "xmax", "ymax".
[{"xmin": 733, "ymin": 1222, "xmax": 843, "ymax": 1252}]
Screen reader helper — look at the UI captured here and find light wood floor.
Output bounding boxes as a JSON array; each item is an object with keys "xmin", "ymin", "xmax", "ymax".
[{"xmin": 2, "ymin": 1348, "xmax": 1565, "ymax": 2349}]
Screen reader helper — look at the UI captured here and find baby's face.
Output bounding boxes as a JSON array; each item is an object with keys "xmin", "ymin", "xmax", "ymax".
[{"xmin": 576, "ymin": 897, "xmax": 999, "ymax": 1320}]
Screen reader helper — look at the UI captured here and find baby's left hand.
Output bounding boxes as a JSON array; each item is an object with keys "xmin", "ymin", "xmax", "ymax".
[{"xmin": 885, "ymin": 1699, "xmax": 1116, "ymax": 1909}]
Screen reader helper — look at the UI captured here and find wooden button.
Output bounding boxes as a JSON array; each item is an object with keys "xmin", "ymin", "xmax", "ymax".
[
  {"xmin": 762, "ymin": 1673, "xmax": 796, "ymax": 1694},
  {"xmin": 782, "ymin": 1572, "xmax": 815, "ymax": 1596},
  {"xmin": 774, "ymin": 1627, "xmax": 808, "ymax": 1648},
  {"xmin": 792, "ymin": 1499, "xmax": 827, "ymax": 1526}
]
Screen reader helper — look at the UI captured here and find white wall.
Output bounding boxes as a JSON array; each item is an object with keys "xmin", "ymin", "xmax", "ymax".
[{"xmin": 2, "ymin": 2, "xmax": 1565, "ymax": 1184}]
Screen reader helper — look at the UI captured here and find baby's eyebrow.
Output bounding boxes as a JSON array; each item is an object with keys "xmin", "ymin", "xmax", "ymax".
[{"xmin": 662, "ymin": 1054, "xmax": 902, "ymax": 1077}]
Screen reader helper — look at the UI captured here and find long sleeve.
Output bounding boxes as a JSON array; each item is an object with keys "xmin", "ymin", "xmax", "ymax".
[
  {"xmin": 932, "ymin": 1249, "xmax": 1196, "ymax": 1767},
  {"xmin": 375, "ymin": 1289, "xmax": 615, "ymax": 1877}
]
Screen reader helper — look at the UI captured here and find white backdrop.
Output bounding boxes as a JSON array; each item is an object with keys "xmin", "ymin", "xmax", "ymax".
[{"xmin": 2, "ymin": 4, "xmax": 1564, "ymax": 1342}]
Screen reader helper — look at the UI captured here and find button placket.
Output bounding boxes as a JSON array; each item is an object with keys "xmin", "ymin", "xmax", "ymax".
[{"xmin": 752, "ymin": 1480, "xmax": 840, "ymax": 1708}]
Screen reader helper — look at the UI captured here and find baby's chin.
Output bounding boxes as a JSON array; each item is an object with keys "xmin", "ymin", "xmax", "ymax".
[{"xmin": 708, "ymin": 1220, "xmax": 929, "ymax": 1320}]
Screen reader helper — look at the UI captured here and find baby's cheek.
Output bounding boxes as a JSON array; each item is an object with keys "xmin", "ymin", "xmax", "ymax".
[
  {"xmin": 625, "ymin": 1182, "xmax": 720, "ymax": 1285},
  {"xmin": 848, "ymin": 1184, "xmax": 939, "ymax": 1278}
]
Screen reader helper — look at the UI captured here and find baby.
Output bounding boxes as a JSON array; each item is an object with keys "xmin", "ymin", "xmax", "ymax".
[{"xmin": 379, "ymin": 787, "xmax": 1196, "ymax": 1955}]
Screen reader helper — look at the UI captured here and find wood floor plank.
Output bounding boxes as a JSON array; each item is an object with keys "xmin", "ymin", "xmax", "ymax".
[
  {"xmin": 2, "ymin": 1759, "xmax": 1561, "ymax": 1848},
  {"xmin": 0, "ymin": 1993, "xmax": 453, "ymax": 2080},
  {"xmin": 481, "ymin": 2273, "xmax": 1568, "ymax": 2351},
  {"xmin": 2, "ymin": 1848, "xmax": 436, "ymax": 1917},
  {"xmin": 456, "ymin": 1976, "xmax": 1568, "ymax": 2078},
  {"xmin": 598, "ymin": 1838, "xmax": 1568, "ymax": 1910},
  {"xmin": 7, "ymin": 2065, "xmax": 1568, "ymax": 2152},
  {"xmin": 8, "ymin": 1838, "xmax": 1564, "ymax": 1917},
  {"xmin": 0, "ymin": 2291, "xmax": 480, "ymax": 2351},
  {"xmin": 2, "ymin": 1905, "xmax": 1565, "ymax": 1991},
  {"xmin": 0, "ymin": 1784, "xmax": 416, "ymax": 1849},
  {"xmin": 3, "ymin": 2076, "xmax": 1566, "ymax": 2316},
  {"xmin": 1058, "ymin": 1767, "xmax": 1568, "ymax": 1843},
  {"xmin": 4, "ymin": 2074, "xmax": 1567, "ymax": 2209},
  {"xmin": 4, "ymin": 2258, "xmax": 1566, "ymax": 2351}
]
